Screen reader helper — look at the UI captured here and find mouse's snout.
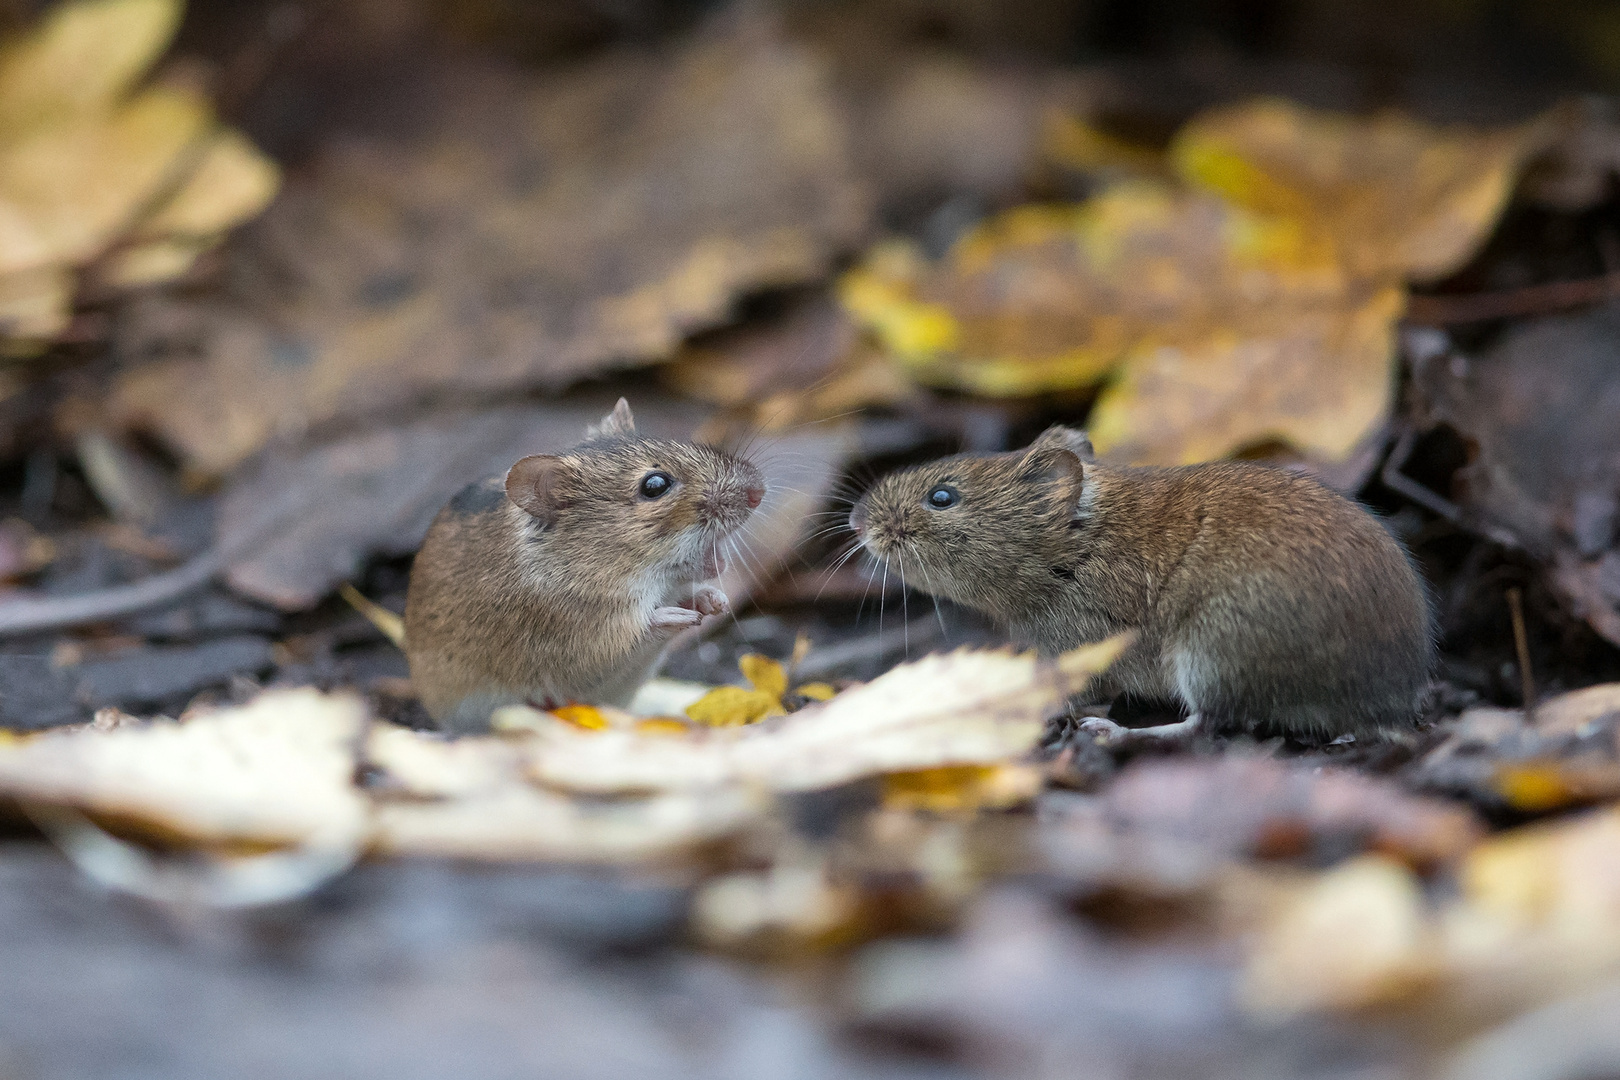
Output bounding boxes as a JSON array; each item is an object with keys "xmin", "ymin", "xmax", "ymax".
[
  {"xmin": 848, "ymin": 501, "xmax": 868, "ymax": 537},
  {"xmin": 745, "ymin": 484, "xmax": 764, "ymax": 509}
]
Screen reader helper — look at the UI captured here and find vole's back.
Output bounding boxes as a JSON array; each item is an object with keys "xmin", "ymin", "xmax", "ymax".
[{"xmin": 1042, "ymin": 462, "xmax": 1433, "ymax": 738}]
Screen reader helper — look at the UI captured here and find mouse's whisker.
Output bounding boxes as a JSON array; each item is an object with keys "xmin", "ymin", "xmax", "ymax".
[
  {"xmin": 877, "ymin": 558, "xmax": 890, "ymax": 645},
  {"xmin": 896, "ymin": 548, "xmax": 910, "ymax": 660},
  {"xmin": 909, "ymin": 543, "xmax": 950, "ymax": 638},
  {"xmin": 813, "ymin": 540, "xmax": 865, "ymax": 604}
]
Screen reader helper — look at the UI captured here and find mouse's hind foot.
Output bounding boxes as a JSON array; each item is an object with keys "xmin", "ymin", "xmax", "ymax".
[{"xmin": 1080, "ymin": 712, "xmax": 1203, "ymax": 748}]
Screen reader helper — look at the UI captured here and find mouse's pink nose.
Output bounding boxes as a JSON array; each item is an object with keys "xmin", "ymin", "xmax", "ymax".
[{"xmin": 745, "ymin": 485, "xmax": 764, "ymax": 509}]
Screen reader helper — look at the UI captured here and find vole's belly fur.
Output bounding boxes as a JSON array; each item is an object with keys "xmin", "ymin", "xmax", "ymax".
[
  {"xmin": 405, "ymin": 487, "xmax": 673, "ymax": 733},
  {"xmin": 1011, "ymin": 497, "xmax": 1431, "ymax": 738}
]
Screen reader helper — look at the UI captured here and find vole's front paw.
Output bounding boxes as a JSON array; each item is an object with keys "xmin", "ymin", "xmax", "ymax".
[
  {"xmin": 690, "ymin": 585, "xmax": 729, "ymax": 619},
  {"xmin": 650, "ymin": 606, "xmax": 705, "ymax": 634}
]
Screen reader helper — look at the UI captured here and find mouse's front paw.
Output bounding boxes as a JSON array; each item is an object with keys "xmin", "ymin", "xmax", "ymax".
[
  {"xmin": 650, "ymin": 606, "xmax": 705, "ymax": 634},
  {"xmin": 690, "ymin": 585, "xmax": 729, "ymax": 619}
]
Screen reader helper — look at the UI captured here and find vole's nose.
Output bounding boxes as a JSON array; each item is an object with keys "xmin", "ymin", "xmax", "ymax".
[
  {"xmin": 849, "ymin": 502, "xmax": 868, "ymax": 537},
  {"xmin": 745, "ymin": 485, "xmax": 764, "ymax": 509}
]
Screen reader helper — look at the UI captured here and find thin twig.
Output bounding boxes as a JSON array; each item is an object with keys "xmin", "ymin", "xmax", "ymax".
[
  {"xmin": 1507, "ymin": 586, "xmax": 1537, "ymax": 726},
  {"xmin": 1406, "ymin": 272, "xmax": 1620, "ymax": 326}
]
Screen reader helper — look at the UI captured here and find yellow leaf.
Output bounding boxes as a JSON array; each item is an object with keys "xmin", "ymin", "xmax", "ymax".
[
  {"xmin": 1172, "ymin": 97, "xmax": 1557, "ymax": 284},
  {"xmin": 738, "ymin": 653, "xmax": 788, "ymax": 698},
  {"xmin": 881, "ymin": 763, "xmax": 1042, "ymax": 813},
  {"xmin": 129, "ymin": 128, "xmax": 280, "ymax": 239},
  {"xmin": 0, "ymin": 0, "xmax": 181, "ymax": 138},
  {"xmin": 551, "ymin": 704, "xmax": 611, "ymax": 732},
  {"xmin": 1043, "ymin": 112, "xmax": 1166, "ymax": 179},
  {"xmin": 685, "ymin": 686, "xmax": 785, "ymax": 728},
  {"xmin": 1493, "ymin": 764, "xmax": 1580, "ymax": 813},
  {"xmin": 1088, "ymin": 284, "xmax": 1404, "ymax": 464},
  {"xmin": 842, "ymin": 101, "xmax": 1554, "ymax": 467},
  {"xmin": 793, "ymin": 682, "xmax": 836, "ymax": 702},
  {"xmin": 635, "ymin": 717, "xmax": 693, "ymax": 737},
  {"xmin": 0, "ymin": 85, "xmax": 209, "ymax": 273}
]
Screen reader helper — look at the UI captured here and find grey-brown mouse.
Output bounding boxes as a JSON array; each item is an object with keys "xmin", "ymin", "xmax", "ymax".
[
  {"xmin": 849, "ymin": 426, "xmax": 1433, "ymax": 745},
  {"xmin": 405, "ymin": 399, "xmax": 764, "ymax": 733}
]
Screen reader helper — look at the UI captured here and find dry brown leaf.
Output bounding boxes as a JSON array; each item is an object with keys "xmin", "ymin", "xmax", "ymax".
[
  {"xmin": 108, "ymin": 15, "xmax": 869, "ymax": 475},
  {"xmin": 0, "ymin": 687, "xmax": 367, "ymax": 848},
  {"xmin": 1416, "ymin": 684, "xmax": 1620, "ymax": 813},
  {"xmin": 525, "ymin": 638, "xmax": 1126, "ymax": 796},
  {"xmin": 1415, "ymin": 308, "xmax": 1620, "ymax": 648}
]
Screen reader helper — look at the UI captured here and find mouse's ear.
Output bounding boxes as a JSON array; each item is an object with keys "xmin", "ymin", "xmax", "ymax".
[
  {"xmin": 1018, "ymin": 442, "xmax": 1087, "ymax": 501},
  {"xmin": 1027, "ymin": 425, "xmax": 1095, "ymax": 461},
  {"xmin": 587, "ymin": 398, "xmax": 637, "ymax": 440},
  {"xmin": 505, "ymin": 455, "xmax": 569, "ymax": 526}
]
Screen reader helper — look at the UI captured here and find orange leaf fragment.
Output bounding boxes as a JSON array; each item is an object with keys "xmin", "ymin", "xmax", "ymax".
[{"xmin": 551, "ymin": 704, "xmax": 611, "ymax": 732}]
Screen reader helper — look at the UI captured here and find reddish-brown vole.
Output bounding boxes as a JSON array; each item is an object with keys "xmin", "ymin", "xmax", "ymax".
[
  {"xmin": 850, "ymin": 426, "xmax": 1433, "ymax": 744},
  {"xmin": 405, "ymin": 400, "xmax": 764, "ymax": 733}
]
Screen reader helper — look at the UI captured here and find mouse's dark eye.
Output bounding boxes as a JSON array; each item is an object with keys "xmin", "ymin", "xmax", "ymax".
[
  {"xmin": 639, "ymin": 471, "xmax": 674, "ymax": 499},
  {"xmin": 925, "ymin": 485, "xmax": 960, "ymax": 510}
]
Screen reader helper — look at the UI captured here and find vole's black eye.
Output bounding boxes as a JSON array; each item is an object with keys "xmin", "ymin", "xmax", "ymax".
[
  {"xmin": 639, "ymin": 471, "xmax": 673, "ymax": 499},
  {"xmin": 925, "ymin": 485, "xmax": 959, "ymax": 510}
]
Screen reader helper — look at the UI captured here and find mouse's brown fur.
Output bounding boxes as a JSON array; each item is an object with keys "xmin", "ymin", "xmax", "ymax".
[
  {"xmin": 405, "ymin": 399, "xmax": 764, "ymax": 732},
  {"xmin": 850, "ymin": 426, "xmax": 1434, "ymax": 741}
]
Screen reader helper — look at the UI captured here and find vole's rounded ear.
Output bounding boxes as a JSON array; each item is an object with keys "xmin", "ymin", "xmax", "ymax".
[
  {"xmin": 1028, "ymin": 425, "xmax": 1095, "ymax": 461},
  {"xmin": 505, "ymin": 455, "xmax": 568, "ymax": 526},
  {"xmin": 587, "ymin": 398, "xmax": 636, "ymax": 440},
  {"xmin": 1019, "ymin": 443, "xmax": 1087, "ymax": 510}
]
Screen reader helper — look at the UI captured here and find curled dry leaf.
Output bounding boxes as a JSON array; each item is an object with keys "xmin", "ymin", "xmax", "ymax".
[
  {"xmin": 0, "ymin": 0, "xmax": 277, "ymax": 346},
  {"xmin": 365, "ymin": 723, "xmax": 760, "ymax": 863},
  {"xmin": 0, "ymin": 687, "xmax": 367, "ymax": 848},
  {"xmin": 1241, "ymin": 854, "xmax": 1437, "ymax": 1015},
  {"xmin": 108, "ymin": 13, "xmax": 868, "ymax": 475},
  {"xmin": 842, "ymin": 99, "xmax": 1553, "ymax": 466},
  {"xmin": 527, "ymin": 638, "xmax": 1127, "ymax": 796}
]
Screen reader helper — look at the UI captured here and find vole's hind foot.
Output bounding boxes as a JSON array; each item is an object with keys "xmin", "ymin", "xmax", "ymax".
[
  {"xmin": 1080, "ymin": 712, "xmax": 1203, "ymax": 748},
  {"xmin": 690, "ymin": 585, "xmax": 729, "ymax": 618},
  {"xmin": 650, "ymin": 606, "xmax": 705, "ymax": 634}
]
